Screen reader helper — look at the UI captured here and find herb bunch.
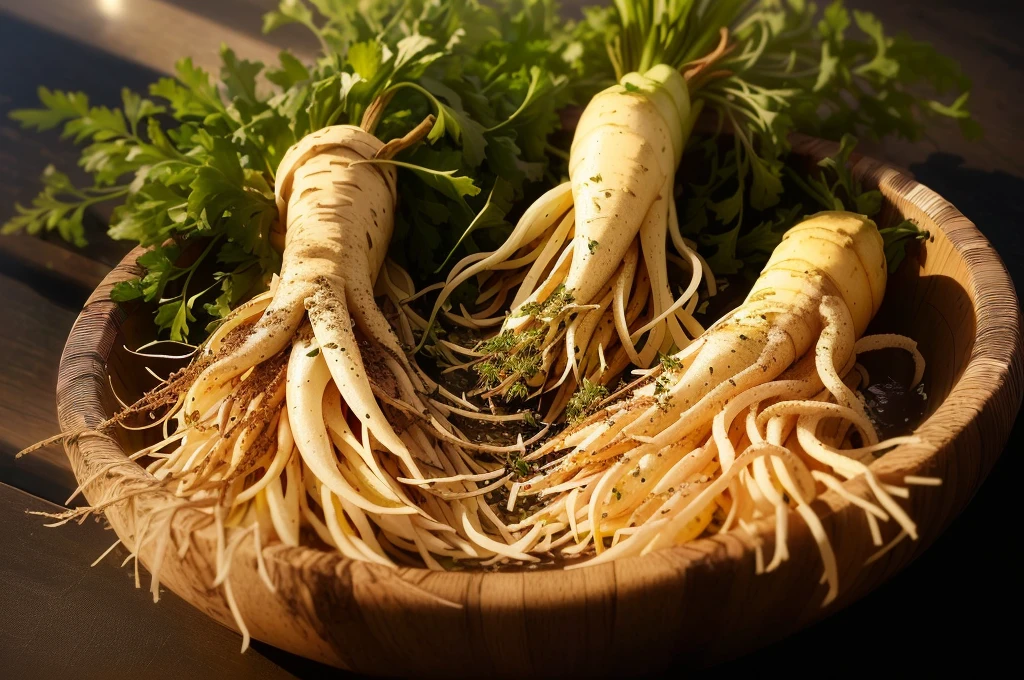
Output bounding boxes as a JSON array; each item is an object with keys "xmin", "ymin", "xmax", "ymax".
[
  {"xmin": 4, "ymin": 0, "xmax": 576, "ymax": 341},
  {"xmin": 577, "ymin": 0, "xmax": 978, "ymax": 275}
]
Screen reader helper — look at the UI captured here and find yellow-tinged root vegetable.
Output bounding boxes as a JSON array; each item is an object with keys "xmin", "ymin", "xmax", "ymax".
[
  {"xmin": 505, "ymin": 211, "xmax": 935, "ymax": 605},
  {"xmin": 426, "ymin": 62, "xmax": 721, "ymax": 418}
]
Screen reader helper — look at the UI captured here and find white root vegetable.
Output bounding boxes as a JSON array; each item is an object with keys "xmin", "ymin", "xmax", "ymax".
[
  {"xmin": 38, "ymin": 123, "xmax": 553, "ymax": 633},
  {"xmin": 424, "ymin": 46, "xmax": 733, "ymax": 420}
]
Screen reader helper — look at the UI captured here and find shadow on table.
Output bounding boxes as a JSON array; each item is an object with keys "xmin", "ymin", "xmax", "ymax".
[
  {"xmin": 249, "ymin": 642, "xmax": 357, "ymax": 679},
  {"xmin": 909, "ymin": 152, "xmax": 1024, "ymax": 288},
  {"xmin": 0, "ymin": 13, "xmax": 153, "ymax": 266}
]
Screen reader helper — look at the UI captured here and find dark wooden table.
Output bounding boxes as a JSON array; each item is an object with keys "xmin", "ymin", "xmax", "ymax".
[{"xmin": 1, "ymin": 1, "xmax": 1020, "ymax": 677}]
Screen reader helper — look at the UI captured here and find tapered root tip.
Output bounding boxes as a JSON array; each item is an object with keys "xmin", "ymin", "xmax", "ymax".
[{"xmin": 15, "ymin": 431, "xmax": 73, "ymax": 458}]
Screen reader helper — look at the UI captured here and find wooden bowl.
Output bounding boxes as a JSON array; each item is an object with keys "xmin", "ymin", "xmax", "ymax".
[{"xmin": 55, "ymin": 136, "xmax": 1023, "ymax": 678}]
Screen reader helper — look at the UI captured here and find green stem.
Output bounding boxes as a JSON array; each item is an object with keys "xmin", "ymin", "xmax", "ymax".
[
  {"xmin": 302, "ymin": 19, "xmax": 332, "ymax": 56},
  {"xmin": 377, "ymin": 81, "xmax": 448, "ymax": 139},
  {"xmin": 377, "ymin": 0, "xmax": 411, "ymax": 38},
  {"xmin": 545, "ymin": 143, "xmax": 570, "ymax": 162},
  {"xmin": 78, "ymin": 187, "xmax": 130, "ymax": 207},
  {"xmin": 783, "ymin": 166, "xmax": 831, "ymax": 211},
  {"xmin": 384, "ymin": 81, "xmax": 439, "ymax": 110},
  {"xmin": 166, "ymin": 235, "xmax": 221, "ymax": 305}
]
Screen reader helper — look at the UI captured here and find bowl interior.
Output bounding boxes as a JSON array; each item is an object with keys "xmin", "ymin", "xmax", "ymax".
[{"xmin": 870, "ymin": 199, "xmax": 976, "ymax": 409}]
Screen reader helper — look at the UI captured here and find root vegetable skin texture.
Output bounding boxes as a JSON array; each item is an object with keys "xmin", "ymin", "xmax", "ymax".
[
  {"xmin": 187, "ymin": 126, "xmax": 402, "ymax": 450},
  {"xmin": 171, "ymin": 125, "xmax": 436, "ymax": 523},
  {"xmin": 513, "ymin": 211, "xmax": 930, "ymax": 606},
  {"xmin": 274, "ymin": 127, "xmax": 414, "ymax": 461},
  {"xmin": 433, "ymin": 66, "xmax": 701, "ymax": 409},
  {"xmin": 563, "ymin": 65, "xmax": 689, "ymax": 304},
  {"xmin": 632, "ymin": 210, "xmax": 885, "ymax": 442}
]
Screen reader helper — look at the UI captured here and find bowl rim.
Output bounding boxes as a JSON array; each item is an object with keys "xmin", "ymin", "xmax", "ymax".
[{"xmin": 54, "ymin": 135, "xmax": 1024, "ymax": 655}]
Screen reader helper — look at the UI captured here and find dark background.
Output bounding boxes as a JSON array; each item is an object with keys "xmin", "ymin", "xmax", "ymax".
[{"xmin": 0, "ymin": 0, "xmax": 1021, "ymax": 677}]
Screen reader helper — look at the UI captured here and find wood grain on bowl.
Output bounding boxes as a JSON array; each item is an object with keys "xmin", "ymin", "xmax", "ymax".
[{"xmin": 54, "ymin": 136, "xmax": 1023, "ymax": 678}]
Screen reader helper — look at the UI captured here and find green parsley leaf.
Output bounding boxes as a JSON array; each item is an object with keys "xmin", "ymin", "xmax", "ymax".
[
  {"xmin": 9, "ymin": 88, "xmax": 89, "ymax": 131},
  {"xmin": 262, "ymin": 0, "xmax": 315, "ymax": 35},
  {"xmin": 219, "ymin": 46, "xmax": 263, "ymax": 105},
  {"xmin": 265, "ymin": 51, "xmax": 310, "ymax": 90},
  {"xmin": 880, "ymin": 219, "xmax": 929, "ymax": 273}
]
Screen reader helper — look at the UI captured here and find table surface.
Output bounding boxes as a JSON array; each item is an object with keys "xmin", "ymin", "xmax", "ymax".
[{"xmin": 0, "ymin": 0, "xmax": 1020, "ymax": 677}]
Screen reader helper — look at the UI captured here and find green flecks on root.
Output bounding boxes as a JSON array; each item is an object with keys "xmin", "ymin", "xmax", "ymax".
[
  {"xmin": 507, "ymin": 452, "xmax": 532, "ymax": 479},
  {"xmin": 477, "ymin": 286, "xmax": 576, "ymax": 399},
  {"xmin": 475, "ymin": 326, "xmax": 544, "ymax": 398},
  {"xmin": 652, "ymin": 369, "xmax": 676, "ymax": 411},
  {"xmin": 565, "ymin": 379, "xmax": 609, "ymax": 425},
  {"xmin": 514, "ymin": 302, "xmax": 542, "ymax": 318},
  {"xmin": 512, "ymin": 284, "xmax": 574, "ymax": 321},
  {"xmin": 659, "ymin": 353, "xmax": 683, "ymax": 372},
  {"xmin": 504, "ymin": 381, "xmax": 530, "ymax": 401},
  {"xmin": 476, "ymin": 359, "xmax": 502, "ymax": 386}
]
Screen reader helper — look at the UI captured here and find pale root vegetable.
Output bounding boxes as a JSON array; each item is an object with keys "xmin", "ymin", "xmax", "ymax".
[
  {"xmin": 32, "ymin": 123, "xmax": 564, "ymax": 643},
  {"xmin": 425, "ymin": 58, "xmax": 725, "ymax": 419},
  {"xmin": 502, "ymin": 211, "xmax": 935, "ymax": 604}
]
